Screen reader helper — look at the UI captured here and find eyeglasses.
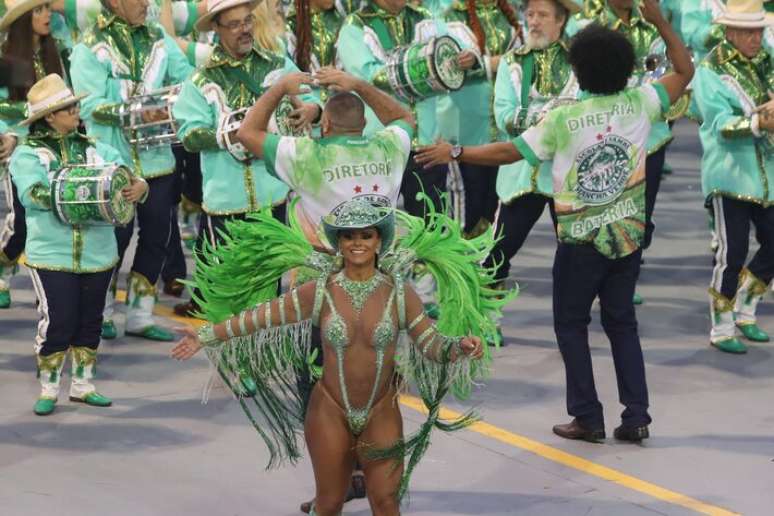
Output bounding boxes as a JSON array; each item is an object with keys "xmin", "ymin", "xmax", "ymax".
[
  {"xmin": 55, "ymin": 103, "xmax": 80, "ymax": 115},
  {"xmin": 217, "ymin": 14, "xmax": 256, "ymax": 32}
]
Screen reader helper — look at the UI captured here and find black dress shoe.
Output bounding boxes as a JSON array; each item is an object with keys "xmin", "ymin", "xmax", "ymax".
[
  {"xmin": 163, "ymin": 279, "xmax": 185, "ymax": 298},
  {"xmin": 173, "ymin": 300, "xmax": 200, "ymax": 317},
  {"xmin": 552, "ymin": 419, "xmax": 605, "ymax": 443},
  {"xmin": 614, "ymin": 424, "xmax": 649, "ymax": 442}
]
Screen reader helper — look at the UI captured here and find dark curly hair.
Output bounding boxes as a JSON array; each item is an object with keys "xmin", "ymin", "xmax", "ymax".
[{"xmin": 569, "ymin": 24, "xmax": 635, "ymax": 95}]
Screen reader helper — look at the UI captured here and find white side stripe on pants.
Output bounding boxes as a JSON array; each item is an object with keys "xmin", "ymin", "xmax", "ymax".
[
  {"xmin": 711, "ymin": 196, "xmax": 729, "ymax": 293},
  {"xmin": 27, "ymin": 268, "xmax": 50, "ymax": 355}
]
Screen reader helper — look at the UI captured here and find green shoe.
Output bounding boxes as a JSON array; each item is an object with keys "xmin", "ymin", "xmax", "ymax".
[
  {"xmin": 0, "ymin": 290, "xmax": 10, "ymax": 309},
  {"xmin": 33, "ymin": 397, "xmax": 57, "ymax": 416},
  {"xmin": 737, "ymin": 323, "xmax": 770, "ymax": 342},
  {"xmin": 126, "ymin": 325, "xmax": 175, "ymax": 341},
  {"xmin": 70, "ymin": 391, "xmax": 112, "ymax": 407},
  {"xmin": 101, "ymin": 320, "xmax": 117, "ymax": 340},
  {"xmin": 423, "ymin": 302, "xmax": 441, "ymax": 320},
  {"xmin": 632, "ymin": 293, "xmax": 644, "ymax": 305},
  {"xmin": 711, "ymin": 337, "xmax": 747, "ymax": 354}
]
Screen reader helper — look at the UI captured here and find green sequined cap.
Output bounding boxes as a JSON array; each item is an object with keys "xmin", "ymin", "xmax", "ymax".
[{"xmin": 321, "ymin": 198, "xmax": 395, "ymax": 254}]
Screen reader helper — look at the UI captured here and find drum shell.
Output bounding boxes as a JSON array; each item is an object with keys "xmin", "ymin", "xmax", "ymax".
[{"xmin": 51, "ymin": 164, "xmax": 135, "ymax": 227}]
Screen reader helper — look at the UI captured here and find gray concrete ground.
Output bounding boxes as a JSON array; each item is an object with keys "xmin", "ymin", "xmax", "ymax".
[{"xmin": 1, "ymin": 121, "xmax": 773, "ymax": 516}]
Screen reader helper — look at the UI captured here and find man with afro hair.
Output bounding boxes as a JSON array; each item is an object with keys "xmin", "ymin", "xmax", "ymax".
[{"xmin": 415, "ymin": 0, "xmax": 693, "ymax": 443}]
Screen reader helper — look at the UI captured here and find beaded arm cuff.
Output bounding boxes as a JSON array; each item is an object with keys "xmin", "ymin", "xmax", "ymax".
[{"xmin": 197, "ymin": 323, "xmax": 221, "ymax": 348}]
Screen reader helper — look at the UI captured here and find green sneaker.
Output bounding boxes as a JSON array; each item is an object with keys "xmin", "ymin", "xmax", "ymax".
[
  {"xmin": 737, "ymin": 323, "xmax": 770, "ymax": 342},
  {"xmin": 101, "ymin": 320, "xmax": 117, "ymax": 340},
  {"xmin": 632, "ymin": 293, "xmax": 644, "ymax": 305},
  {"xmin": 711, "ymin": 337, "xmax": 747, "ymax": 354},
  {"xmin": 423, "ymin": 302, "xmax": 441, "ymax": 320},
  {"xmin": 126, "ymin": 325, "xmax": 175, "ymax": 341},
  {"xmin": 33, "ymin": 397, "xmax": 57, "ymax": 416},
  {"xmin": 0, "ymin": 290, "xmax": 10, "ymax": 309},
  {"xmin": 70, "ymin": 391, "xmax": 112, "ymax": 407}
]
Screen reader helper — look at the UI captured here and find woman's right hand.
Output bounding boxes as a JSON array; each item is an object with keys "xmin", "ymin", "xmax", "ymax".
[{"xmin": 170, "ymin": 327, "xmax": 203, "ymax": 360}]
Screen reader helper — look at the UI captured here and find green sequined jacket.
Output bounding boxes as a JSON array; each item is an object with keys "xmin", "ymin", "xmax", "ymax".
[
  {"xmin": 173, "ymin": 44, "xmax": 318, "ymax": 215},
  {"xmin": 285, "ymin": 7, "xmax": 344, "ymax": 73}
]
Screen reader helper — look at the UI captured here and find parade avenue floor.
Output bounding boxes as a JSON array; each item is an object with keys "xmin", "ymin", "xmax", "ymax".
[{"xmin": 2, "ymin": 121, "xmax": 773, "ymax": 515}]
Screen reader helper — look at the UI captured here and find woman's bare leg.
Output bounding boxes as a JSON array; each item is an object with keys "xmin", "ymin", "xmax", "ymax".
[
  {"xmin": 305, "ymin": 384, "xmax": 356, "ymax": 516},
  {"xmin": 357, "ymin": 394, "xmax": 404, "ymax": 516}
]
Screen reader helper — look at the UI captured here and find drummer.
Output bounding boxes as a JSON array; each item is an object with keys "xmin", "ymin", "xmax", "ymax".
[
  {"xmin": 8, "ymin": 74, "xmax": 148, "ymax": 416},
  {"xmin": 171, "ymin": 0, "xmax": 321, "ymax": 318},
  {"xmin": 69, "ymin": 0, "xmax": 194, "ymax": 342}
]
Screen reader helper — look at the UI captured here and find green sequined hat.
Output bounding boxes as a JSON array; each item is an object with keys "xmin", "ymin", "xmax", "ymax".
[{"xmin": 322, "ymin": 199, "xmax": 394, "ymax": 255}]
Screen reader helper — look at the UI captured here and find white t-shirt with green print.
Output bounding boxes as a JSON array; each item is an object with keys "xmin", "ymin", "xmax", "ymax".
[
  {"xmin": 513, "ymin": 83, "xmax": 670, "ymax": 259},
  {"xmin": 263, "ymin": 121, "xmax": 412, "ymax": 227}
]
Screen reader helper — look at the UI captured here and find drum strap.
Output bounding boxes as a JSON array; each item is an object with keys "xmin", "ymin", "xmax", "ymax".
[
  {"xmin": 362, "ymin": 14, "xmax": 402, "ymax": 52},
  {"xmin": 518, "ymin": 52, "xmax": 534, "ymax": 127},
  {"xmin": 223, "ymin": 66, "xmax": 265, "ymax": 98}
]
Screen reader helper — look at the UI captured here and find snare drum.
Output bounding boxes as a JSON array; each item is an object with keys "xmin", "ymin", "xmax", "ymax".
[
  {"xmin": 119, "ymin": 85, "xmax": 181, "ymax": 149},
  {"xmin": 51, "ymin": 163, "xmax": 135, "ymax": 226},
  {"xmin": 385, "ymin": 35, "xmax": 465, "ymax": 102}
]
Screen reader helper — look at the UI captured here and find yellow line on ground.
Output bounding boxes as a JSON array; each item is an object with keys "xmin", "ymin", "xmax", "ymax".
[
  {"xmin": 119, "ymin": 290, "xmax": 736, "ymax": 516},
  {"xmin": 398, "ymin": 396, "xmax": 738, "ymax": 516}
]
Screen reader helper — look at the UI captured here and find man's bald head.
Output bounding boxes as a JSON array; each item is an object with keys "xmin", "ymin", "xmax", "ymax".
[{"xmin": 321, "ymin": 92, "xmax": 366, "ymax": 135}]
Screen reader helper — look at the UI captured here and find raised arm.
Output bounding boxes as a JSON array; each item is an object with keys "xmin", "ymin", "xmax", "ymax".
[
  {"xmin": 403, "ymin": 284, "xmax": 483, "ymax": 363},
  {"xmin": 314, "ymin": 67, "xmax": 415, "ymax": 128},
  {"xmin": 171, "ymin": 281, "xmax": 319, "ymax": 360},
  {"xmin": 236, "ymin": 72, "xmax": 313, "ymax": 159},
  {"xmin": 640, "ymin": 0, "xmax": 694, "ymax": 104}
]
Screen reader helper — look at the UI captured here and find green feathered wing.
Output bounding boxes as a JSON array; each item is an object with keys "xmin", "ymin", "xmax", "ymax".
[
  {"xmin": 192, "ymin": 200, "xmax": 324, "ymax": 468},
  {"xmin": 368, "ymin": 195, "xmax": 517, "ymax": 500}
]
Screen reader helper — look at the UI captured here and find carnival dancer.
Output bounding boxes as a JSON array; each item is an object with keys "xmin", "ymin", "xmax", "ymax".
[
  {"xmin": 416, "ymin": 0, "xmax": 694, "ymax": 441},
  {"xmin": 336, "ymin": 0, "xmax": 450, "ymax": 222},
  {"xmin": 693, "ymin": 0, "xmax": 774, "ymax": 354},
  {"xmin": 172, "ymin": 196, "xmax": 510, "ymax": 515},
  {"xmin": 70, "ymin": 0, "xmax": 194, "ymax": 341},
  {"xmin": 483, "ymin": 0, "xmax": 579, "ymax": 287},
  {"xmin": 572, "ymin": 0, "xmax": 674, "ymax": 304},
  {"xmin": 170, "ymin": 0, "xmax": 320, "ymax": 319},
  {"xmin": 9, "ymin": 74, "xmax": 148, "ymax": 415},
  {"xmin": 0, "ymin": 0, "xmax": 71, "ymax": 309},
  {"xmin": 236, "ymin": 68, "xmax": 414, "ymax": 513}
]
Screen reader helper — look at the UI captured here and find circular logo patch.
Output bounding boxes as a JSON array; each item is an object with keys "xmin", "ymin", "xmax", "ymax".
[{"xmin": 575, "ymin": 135, "xmax": 632, "ymax": 205}]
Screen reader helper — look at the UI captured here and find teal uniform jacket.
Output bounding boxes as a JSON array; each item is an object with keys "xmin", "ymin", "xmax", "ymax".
[
  {"xmin": 694, "ymin": 41, "xmax": 774, "ymax": 205},
  {"xmin": 493, "ymin": 40, "xmax": 578, "ymax": 204},
  {"xmin": 69, "ymin": 11, "xmax": 194, "ymax": 179},
  {"xmin": 9, "ymin": 129, "xmax": 126, "ymax": 272},
  {"xmin": 439, "ymin": 1, "xmax": 521, "ymax": 146},
  {"xmin": 173, "ymin": 44, "xmax": 319, "ymax": 215},
  {"xmin": 337, "ymin": 2, "xmax": 447, "ymax": 146}
]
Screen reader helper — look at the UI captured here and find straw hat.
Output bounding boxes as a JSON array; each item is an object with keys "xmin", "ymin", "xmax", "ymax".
[
  {"xmin": 715, "ymin": 0, "xmax": 774, "ymax": 28},
  {"xmin": 21, "ymin": 74, "xmax": 88, "ymax": 126},
  {"xmin": 322, "ymin": 199, "xmax": 395, "ymax": 255},
  {"xmin": 0, "ymin": 0, "xmax": 50, "ymax": 31},
  {"xmin": 195, "ymin": 0, "xmax": 260, "ymax": 32}
]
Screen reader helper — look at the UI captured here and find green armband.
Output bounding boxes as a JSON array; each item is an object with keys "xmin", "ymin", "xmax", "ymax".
[
  {"xmin": 92, "ymin": 103, "xmax": 123, "ymax": 125},
  {"xmin": 29, "ymin": 183, "xmax": 52, "ymax": 209}
]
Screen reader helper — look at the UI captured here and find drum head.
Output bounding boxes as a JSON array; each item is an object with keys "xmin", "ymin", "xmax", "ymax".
[
  {"xmin": 432, "ymin": 36, "xmax": 464, "ymax": 91},
  {"xmin": 106, "ymin": 166, "xmax": 135, "ymax": 226}
]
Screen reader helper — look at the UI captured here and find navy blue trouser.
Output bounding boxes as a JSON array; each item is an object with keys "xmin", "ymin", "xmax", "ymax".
[
  {"xmin": 552, "ymin": 243, "xmax": 651, "ymax": 429},
  {"xmin": 485, "ymin": 193, "xmax": 557, "ymax": 283},
  {"xmin": 401, "ymin": 152, "xmax": 449, "ymax": 221},
  {"xmin": 0, "ymin": 174, "xmax": 26, "ymax": 263},
  {"xmin": 115, "ymin": 173, "xmax": 178, "ymax": 285},
  {"xmin": 459, "ymin": 163, "xmax": 499, "ymax": 234},
  {"xmin": 29, "ymin": 269, "xmax": 112, "ymax": 356},
  {"xmin": 643, "ymin": 147, "xmax": 667, "ymax": 250}
]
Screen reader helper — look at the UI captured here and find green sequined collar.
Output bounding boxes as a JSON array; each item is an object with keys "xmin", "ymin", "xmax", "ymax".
[
  {"xmin": 358, "ymin": 2, "xmax": 424, "ymax": 19},
  {"xmin": 96, "ymin": 9, "xmax": 147, "ymax": 33},
  {"xmin": 602, "ymin": 3, "xmax": 648, "ymax": 30},
  {"xmin": 715, "ymin": 40, "xmax": 770, "ymax": 69},
  {"xmin": 27, "ymin": 127, "xmax": 89, "ymax": 142},
  {"xmin": 205, "ymin": 44, "xmax": 276, "ymax": 69}
]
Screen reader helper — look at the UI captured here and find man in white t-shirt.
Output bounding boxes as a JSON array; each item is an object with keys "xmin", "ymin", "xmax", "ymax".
[
  {"xmin": 238, "ymin": 68, "xmax": 415, "ymax": 248},
  {"xmin": 415, "ymin": 0, "xmax": 694, "ymax": 444}
]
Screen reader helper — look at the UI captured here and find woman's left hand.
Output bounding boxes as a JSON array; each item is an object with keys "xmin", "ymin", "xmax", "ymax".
[
  {"xmin": 122, "ymin": 176, "xmax": 149, "ymax": 203},
  {"xmin": 457, "ymin": 50, "xmax": 477, "ymax": 70},
  {"xmin": 460, "ymin": 336, "xmax": 483, "ymax": 359}
]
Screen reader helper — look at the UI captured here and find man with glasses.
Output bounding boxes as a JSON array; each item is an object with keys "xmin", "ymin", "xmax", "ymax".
[
  {"xmin": 70, "ymin": 0, "xmax": 193, "ymax": 342},
  {"xmin": 171, "ymin": 0, "xmax": 320, "ymax": 318}
]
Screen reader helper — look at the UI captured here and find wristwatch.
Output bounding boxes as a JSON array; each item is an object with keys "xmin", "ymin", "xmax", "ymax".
[{"xmin": 450, "ymin": 144, "xmax": 463, "ymax": 160}]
